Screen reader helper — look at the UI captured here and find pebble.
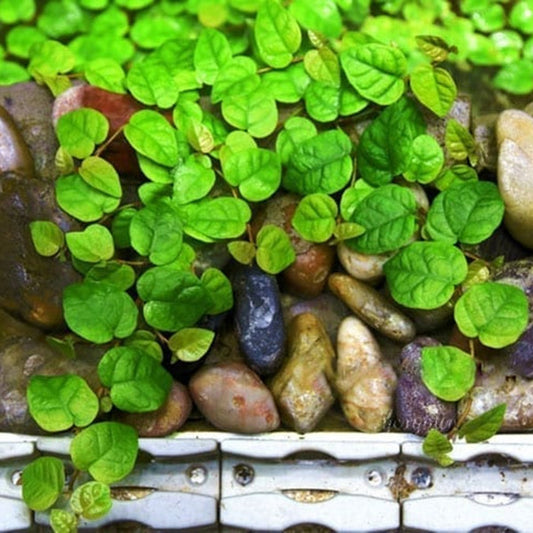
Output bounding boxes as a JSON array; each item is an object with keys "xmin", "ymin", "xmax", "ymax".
[
  {"xmin": 395, "ymin": 337, "xmax": 456, "ymax": 436},
  {"xmin": 188, "ymin": 361, "xmax": 280, "ymax": 434},
  {"xmin": 0, "ymin": 82, "xmax": 58, "ymax": 180},
  {"xmin": 496, "ymin": 108, "xmax": 533, "ymax": 249},
  {"xmin": 0, "ymin": 335, "xmax": 103, "ymax": 434},
  {"xmin": 458, "ymin": 350, "xmax": 533, "ymax": 431},
  {"xmin": 252, "ymin": 193, "xmax": 335, "ymax": 298},
  {"xmin": 232, "ymin": 264, "xmax": 286, "ymax": 376},
  {"xmin": 335, "ymin": 316, "xmax": 397, "ymax": 432},
  {"xmin": 269, "ymin": 313, "xmax": 336, "ymax": 433},
  {"xmin": 328, "ymin": 273, "xmax": 416, "ymax": 343},
  {"xmin": 118, "ymin": 381, "xmax": 192, "ymax": 437},
  {"xmin": 0, "ymin": 106, "xmax": 35, "ymax": 178},
  {"xmin": 336, "ymin": 242, "xmax": 388, "ymax": 284},
  {"xmin": 506, "ymin": 323, "xmax": 533, "ymax": 379},
  {"xmin": 0, "ymin": 175, "xmax": 81, "ymax": 329},
  {"xmin": 281, "ymin": 291, "xmax": 351, "ymax": 343},
  {"xmin": 53, "ymin": 84, "xmax": 144, "ymax": 176}
]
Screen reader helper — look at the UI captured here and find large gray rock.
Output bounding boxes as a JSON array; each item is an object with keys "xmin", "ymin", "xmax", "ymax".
[
  {"xmin": 497, "ymin": 109, "xmax": 533, "ymax": 249},
  {"xmin": 0, "ymin": 82, "xmax": 58, "ymax": 181}
]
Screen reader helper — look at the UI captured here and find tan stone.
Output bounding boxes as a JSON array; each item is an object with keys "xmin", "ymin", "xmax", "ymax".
[{"xmin": 496, "ymin": 109, "xmax": 533, "ymax": 249}]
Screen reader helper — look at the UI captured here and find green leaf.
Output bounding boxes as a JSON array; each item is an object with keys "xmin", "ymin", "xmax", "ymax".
[
  {"xmin": 70, "ymin": 422, "xmax": 138, "ymax": 484},
  {"xmin": 0, "ymin": 60, "xmax": 30, "ymax": 84},
  {"xmin": 304, "ymin": 47, "xmax": 340, "ymax": 87},
  {"xmin": 29, "ymin": 220, "xmax": 64, "ymax": 257},
  {"xmin": 85, "ymin": 262, "xmax": 136, "ymax": 291},
  {"xmin": 124, "ymin": 110, "xmax": 179, "ymax": 167},
  {"xmin": 180, "ymin": 197, "xmax": 251, "ymax": 242},
  {"xmin": 510, "ymin": 1, "xmax": 533, "ymax": 34},
  {"xmin": 124, "ymin": 330, "xmax": 163, "ymax": 362},
  {"xmin": 289, "ymin": 0, "xmax": 342, "ymax": 38},
  {"xmin": 493, "ymin": 59, "xmax": 533, "ymax": 95},
  {"xmin": 172, "ymin": 155, "xmax": 216, "ymax": 204},
  {"xmin": 0, "ymin": 0, "xmax": 35, "ymax": 23},
  {"xmin": 138, "ymin": 182, "xmax": 173, "ymax": 205},
  {"xmin": 70, "ymin": 481, "xmax": 112, "ymax": 520},
  {"xmin": 340, "ymin": 179, "xmax": 374, "ymax": 220},
  {"xmin": 194, "ymin": 28, "xmax": 233, "ymax": 84},
  {"xmin": 304, "ymin": 81, "xmax": 340, "ymax": 122},
  {"xmin": 63, "ymin": 281, "xmax": 138, "ymax": 343},
  {"xmin": 384, "ymin": 241, "xmax": 468, "ymax": 309},
  {"xmin": 111, "ymin": 207, "xmax": 136, "ymax": 248},
  {"xmin": 211, "ymin": 56, "xmax": 260, "ymax": 103},
  {"xmin": 341, "ymin": 43, "xmax": 407, "ymax": 105},
  {"xmin": 6, "ymin": 25, "xmax": 46, "ymax": 59},
  {"xmin": 454, "ymin": 282, "xmax": 529, "ymax": 349},
  {"xmin": 261, "ymin": 63, "xmax": 310, "ymax": 103},
  {"xmin": 283, "ymin": 129, "xmax": 353, "ymax": 194},
  {"xmin": 222, "ymin": 147, "xmax": 281, "ymax": 201},
  {"xmin": 126, "ymin": 56, "xmax": 179, "ymax": 109},
  {"xmin": 421, "ymin": 345, "xmax": 476, "ymax": 401},
  {"xmin": 434, "ymin": 164, "xmax": 478, "ymax": 191},
  {"xmin": 357, "ymin": 97, "xmax": 426, "ymax": 186},
  {"xmin": 445, "ymin": 119, "xmax": 478, "ymax": 165},
  {"xmin": 37, "ymin": 1, "xmax": 84, "ymax": 38},
  {"xmin": 130, "ymin": 13, "xmax": 186, "ymax": 49},
  {"xmin": 256, "ymin": 224, "xmax": 296, "ymax": 274},
  {"xmin": 221, "ymin": 89, "xmax": 278, "ymax": 138},
  {"xmin": 415, "ymin": 35, "xmax": 458, "ymax": 63},
  {"xmin": 66, "ymin": 224, "xmax": 115, "ymax": 263},
  {"xmin": 228, "ymin": 240, "xmax": 256, "ymax": 265},
  {"xmin": 130, "ymin": 201, "xmax": 183, "ymax": 265},
  {"xmin": 254, "ymin": 0, "xmax": 301, "ymax": 68},
  {"xmin": 22, "ymin": 457, "xmax": 64, "ymax": 512},
  {"xmin": 138, "ymin": 154, "xmax": 172, "ymax": 184},
  {"xmin": 84, "ymin": 57, "xmax": 126, "ymax": 94},
  {"xmin": 98, "ymin": 346, "xmax": 172, "ymax": 412},
  {"xmin": 56, "ymin": 108, "xmax": 109, "ymax": 159},
  {"xmin": 403, "ymin": 134, "xmax": 444, "ymax": 184},
  {"xmin": 292, "ymin": 193, "xmax": 338, "ymax": 243},
  {"xmin": 201, "ymin": 267, "xmax": 234, "ymax": 315},
  {"xmin": 423, "ymin": 429, "xmax": 454, "ymax": 467},
  {"xmin": 28, "ymin": 39, "xmax": 75, "ymax": 80},
  {"xmin": 410, "ymin": 64, "xmax": 457, "ymax": 118},
  {"xmin": 458, "ymin": 404, "xmax": 506, "ymax": 443},
  {"xmin": 50, "ymin": 509, "xmax": 77, "ymax": 533},
  {"xmin": 275, "ymin": 116, "xmax": 317, "ymax": 165},
  {"xmin": 169, "ymin": 327, "xmax": 215, "ymax": 362},
  {"xmin": 424, "ymin": 181, "xmax": 505, "ymax": 245},
  {"xmin": 346, "ymin": 184, "xmax": 417, "ymax": 254},
  {"xmin": 137, "ymin": 267, "xmax": 209, "ymax": 331},
  {"xmin": 79, "ymin": 156, "xmax": 122, "ymax": 198},
  {"xmin": 27, "ymin": 374, "xmax": 99, "ymax": 432},
  {"xmin": 334, "ymin": 221, "xmax": 366, "ymax": 241}
]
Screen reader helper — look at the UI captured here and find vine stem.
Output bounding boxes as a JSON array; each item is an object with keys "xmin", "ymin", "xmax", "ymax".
[{"xmin": 95, "ymin": 125, "xmax": 126, "ymax": 157}]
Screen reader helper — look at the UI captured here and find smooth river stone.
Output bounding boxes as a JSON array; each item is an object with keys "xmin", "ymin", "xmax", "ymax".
[
  {"xmin": 0, "ymin": 335, "xmax": 103, "ymax": 434},
  {"xmin": 458, "ymin": 351, "xmax": 533, "ymax": 431},
  {"xmin": 337, "ymin": 242, "xmax": 388, "ymax": 284},
  {"xmin": 233, "ymin": 264, "xmax": 286, "ymax": 376},
  {"xmin": 118, "ymin": 381, "xmax": 192, "ymax": 437},
  {"xmin": 506, "ymin": 323, "xmax": 533, "ymax": 379},
  {"xmin": 188, "ymin": 361, "xmax": 280, "ymax": 434},
  {"xmin": 270, "ymin": 313, "xmax": 335, "ymax": 433},
  {"xmin": 0, "ymin": 106, "xmax": 35, "ymax": 178},
  {"xmin": 336, "ymin": 316, "xmax": 397, "ymax": 432},
  {"xmin": 0, "ymin": 176, "xmax": 81, "ymax": 329},
  {"xmin": 497, "ymin": 109, "xmax": 533, "ymax": 249},
  {"xmin": 395, "ymin": 337, "xmax": 456, "ymax": 436},
  {"xmin": 328, "ymin": 273, "xmax": 416, "ymax": 343},
  {"xmin": 0, "ymin": 82, "xmax": 57, "ymax": 180}
]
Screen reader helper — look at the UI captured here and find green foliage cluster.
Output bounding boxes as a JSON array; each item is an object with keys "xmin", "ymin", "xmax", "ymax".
[{"xmin": 0, "ymin": 0, "xmax": 531, "ymax": 527}]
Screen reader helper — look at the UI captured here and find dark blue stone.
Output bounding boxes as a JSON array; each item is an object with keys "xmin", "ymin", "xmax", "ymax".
[
  {"xmin": 508, "ymin": 323, "xmax": 533, "ymax": 378},
  {"xmin": 233, "ymin": 264, "xmax": 286, "ymax": 376}
]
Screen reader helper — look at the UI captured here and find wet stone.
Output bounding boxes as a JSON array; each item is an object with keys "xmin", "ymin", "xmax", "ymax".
[
  {"xmin": 0, "ymin": 82, "xmax": 58, "ymax": 181},
  {"xmin": 270, "ymin": 313, "xmax": 336, "ymax": 433},
  {"xmin": 188, "ymin": 361, "xmax": 280, "ymax": 434},
  {"xmin": 336, "ymin": 242, "xmax": 388, "ymax": 285},
  {"xmin": 0, "ymin": 106, "xmax": 35, "ymax": 178},
  {"xmin": 395, "ymin": 337, "xmax": 456, "ymax": 436},
  {"xmin": 118, "ymin": 381, "xmax": 192, "ymax": 437},
  {"xmin": 506, "ymin": 323, "xmax": 533, "ymax": 379},
  {"xmin": 336, "ymin": 316, "xmax": 397, "ymax": 432},
  {"xmin": 0, "ymin": 176, "xmax": 81, "ymax": 329},
  {"xmin": 497, "ymin": 109, "xmax": 533, "ymax": 249},
  {"xmin": 0, "ymin": 335, "xmax": 103, "ymax": 434},
  {"xmin": 328, "ymin": 273, "xmax": 416, "ymax": 344},
  {"xmin": 232, "ymin": 264, "xmax": 286, "ymax": 376}
]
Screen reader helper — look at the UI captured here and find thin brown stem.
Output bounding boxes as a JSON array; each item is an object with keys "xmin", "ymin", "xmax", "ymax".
[{"xmin": 95, "ymin": 125, "xmax": 125, "ymax": 157}]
